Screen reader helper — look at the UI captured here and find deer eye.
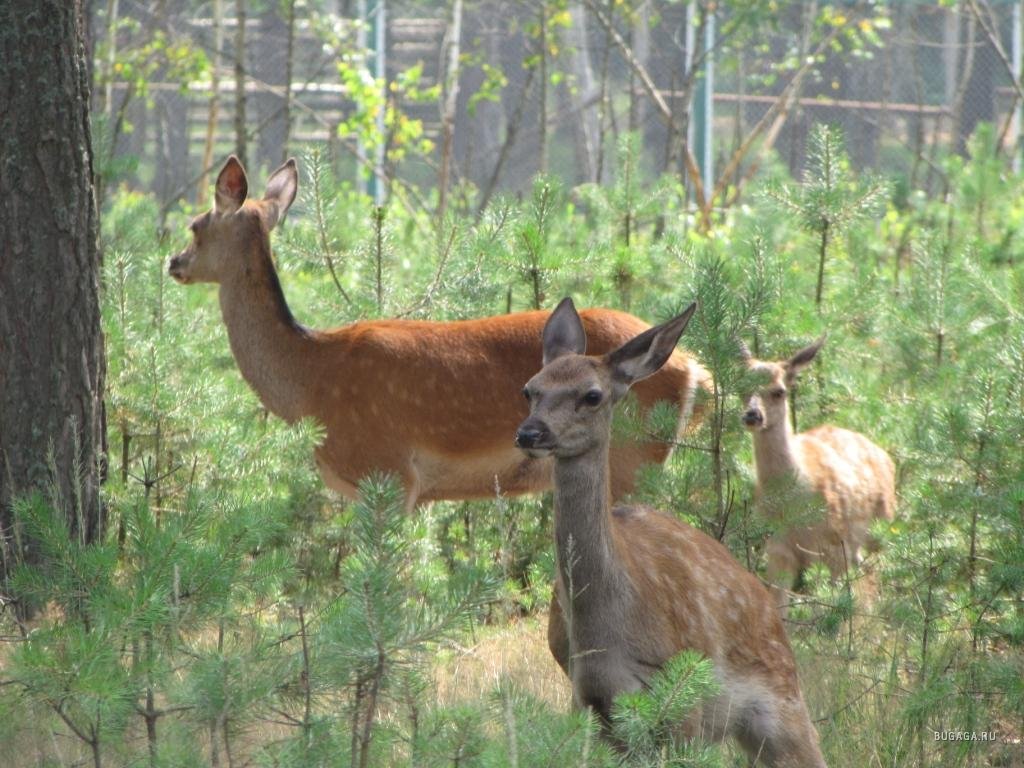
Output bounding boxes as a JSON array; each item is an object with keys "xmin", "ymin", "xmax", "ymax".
[
  {"xmin": 582, "ymin": 390, "xmax": 603, "ymax": 407},
  {"xmin": 770, "ymin": 388, "xmax": 786, "ymax": 400},
  {"xmin": 522, "ymin": 388, "xmax": 531, "ymax": 401}
]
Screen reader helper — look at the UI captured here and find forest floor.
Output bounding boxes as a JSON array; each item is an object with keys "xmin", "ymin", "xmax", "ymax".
[{"xmin": 433, "ymin": 612, "xmax": 569, "ymax": 710}]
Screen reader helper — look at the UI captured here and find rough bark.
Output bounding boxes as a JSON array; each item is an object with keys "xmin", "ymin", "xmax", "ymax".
[{"xmin": 0, "ymin": 0, "xmax": 107, "ymax": 581}]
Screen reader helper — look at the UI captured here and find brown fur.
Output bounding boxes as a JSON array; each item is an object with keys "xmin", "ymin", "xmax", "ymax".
[
  {"xmin": 742, "ymin": 345, "xmax": 895, "ymax": 607},
  {"xmin": 527, "ymin": 301, "xmax": 826, "ymax": 766},
  {"xmin": 168, "ymin": 157, "xmax": 711, "ymax": 508}
]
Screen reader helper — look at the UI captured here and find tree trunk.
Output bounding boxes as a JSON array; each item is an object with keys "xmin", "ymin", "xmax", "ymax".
[
  {"xmin": 564, "ymin": 2, "xmax": 600, "ymax": 183},
  {"xmin": 152, "ymin": 1, "xmax": 190, "ymax": 208},
  {"xmin": 233, "ymin": 0, "xmax": 248, "ymax": 167},
  {"xmin": 437, "ymin": 0, "xmax": 464, "ymax": 218},
  {"xmin": 281, "ymin": 0, "xmax": 297, "ymax": 164},
  {"xmin": 254, "ymin": 5, "xmax": 287, "ymax": 171},
  {"xmin": 629, "ymin": 0, "xmax": 649, "ymax": 136},
  {"xmin": 0, "ymin": 0, "xmax": 106, "ymax": 587},
  {"xmin": 538, "ymin": 3, "xmax": 549, "ymax": 175},
  {"xmin": 957, "ymin": 4, "xmax": 996, "ymax": 154},
  {"xmin": 198, "ymin": 0, "xmax": 224, "ymax": 206},
  {"xmin": 460, "ymin": 11, "xmax": 503, "ymax": 188}
]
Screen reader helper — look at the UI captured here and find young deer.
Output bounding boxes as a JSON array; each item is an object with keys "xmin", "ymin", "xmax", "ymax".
[
  {"xmin": 740, "ymin": 338, "xmax": 895, "ymax": 608},
  {"xmin": 168, "ymin": 156, "xmax": 710, "ymax": 509},
  {"xmin": 517, "ymin": 298, "xmax": 827, "ymax": 767}
]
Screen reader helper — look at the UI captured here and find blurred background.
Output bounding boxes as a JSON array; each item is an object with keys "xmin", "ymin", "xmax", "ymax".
[{"xmin": 91, "ymin": 0, "xmax": 1023, "ymax": 214}]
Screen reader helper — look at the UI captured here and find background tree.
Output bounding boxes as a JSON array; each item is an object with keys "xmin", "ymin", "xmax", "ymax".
[{"xmin": 0, "ymin": 0, "xmax": 106, "ymax": 588}]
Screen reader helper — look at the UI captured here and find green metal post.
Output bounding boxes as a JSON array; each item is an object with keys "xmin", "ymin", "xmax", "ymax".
[
  {"xmin": 358, "ymin": 0, "xmax": 387, "ymax": 204},
  {"xmin": 692, "ymin": 5, "xmax": 714, "ymax": 195}
]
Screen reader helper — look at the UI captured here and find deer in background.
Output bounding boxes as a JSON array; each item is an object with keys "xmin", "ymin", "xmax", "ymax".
[
  {"xmin": 740, "ymin": 337, "xmax": 895, "ymax": 610},
  {"xmin": 168, "ymin": 156, "xmax": 710, "ymax": 510},
  {"xmin": 516, "ymin": 298, "xmax": 827, "ymax": 767}
]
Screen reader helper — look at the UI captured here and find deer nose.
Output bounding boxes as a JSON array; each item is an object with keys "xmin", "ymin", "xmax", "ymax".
[
  {"xmin": 515, "ymin": 423, "xmax": 549, "ymax": 449},
  {"xmin": 742, "ymin": 409, "xmax": 763, "ymax": 426},
  {"xmin": 167, "ymin": 252, "xmax": 190, "ymax": 282}
]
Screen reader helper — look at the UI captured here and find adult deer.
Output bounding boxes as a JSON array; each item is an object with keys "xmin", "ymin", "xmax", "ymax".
[
  {"xmin": 516, "ymin": 298, "xmax": 827, "ymax": 766},
  {"xmin": 740, "ymin": 337, "xmax": 895, "ymax": 609},
  {"xmin": 168, "ymin": 156, "xmax": 709, "ymax": 509}
]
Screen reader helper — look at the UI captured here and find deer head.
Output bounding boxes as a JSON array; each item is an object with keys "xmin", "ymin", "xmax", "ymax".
[
  {"xmin": 740, "ymin": 335, "xmax": 826, "ymax": 431},
  {"xmin": 516, "ymin": 298, "xmax": 697, "ymax": 459},
  {"xmin": 168, "ymin": 156, "xmax": 298, "ymax": 285}
]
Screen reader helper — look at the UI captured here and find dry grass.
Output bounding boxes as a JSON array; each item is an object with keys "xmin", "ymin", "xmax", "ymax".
[{"xmin": 432, "ymin": 612, "xmax": 571, "ymax": 711}]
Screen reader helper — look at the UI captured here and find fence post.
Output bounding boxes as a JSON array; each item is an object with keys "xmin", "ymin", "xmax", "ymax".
[
  {"xmin": 691, "ymin": 3, "xmax": 715, "ymax": 200},
  {"xmin": 358, "ymin": 0, "xmax": 387, "ymax": 204}
]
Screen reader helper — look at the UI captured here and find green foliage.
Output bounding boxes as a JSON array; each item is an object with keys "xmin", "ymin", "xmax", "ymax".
[
  {"xmin": 610, "ymin": 651, "xmax": 722, "ymax": 766},
  {"xmin": 6, "ymin": 114, "xmax": 1024, "ymax": 766},
  {"xmin": 508, "ymin": 175, "xmax": 569, "ymax": 309},
  {"xmin": 765, "ymin": 124, "xmax": 888, "ymax": 308}
]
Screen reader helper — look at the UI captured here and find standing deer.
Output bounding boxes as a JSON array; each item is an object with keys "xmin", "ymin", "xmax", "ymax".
[
  {"xmin": 740, "ymin": 337, "xmax": 895, "ymax": 609},
  {"xmin": 516, "ymin": 298, "xmax": 827, "ymax": 766},
  {"xmin": 168, "ymin": 156, "xmax": 709, "ymax": 509}
]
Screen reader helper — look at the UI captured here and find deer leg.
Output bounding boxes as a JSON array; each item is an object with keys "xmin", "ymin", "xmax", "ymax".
[
  {"xmin": 403, "ymin": 458, "xmax": 423, "ymax": 515},
  {"xmin": 546, "ymin": 591, "xmax": 570, "ymax": 676}
]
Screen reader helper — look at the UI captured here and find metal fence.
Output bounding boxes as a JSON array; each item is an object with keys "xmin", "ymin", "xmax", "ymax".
[{"xmin": 97, "ymin": 1, "xmax": 1024, "ymax": 209}]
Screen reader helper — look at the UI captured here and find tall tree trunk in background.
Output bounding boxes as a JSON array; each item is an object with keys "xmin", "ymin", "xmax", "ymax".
[
  {"xmin": 255, "ymin": 4, "xmax": 287, "ymax": 171},
  {"xmin": 949, "ymin": 6, "xmax": 978, "ymax": 156},
  {"xmin": 957, "ymin": 3, "xmax": 995, "ymax": 154},
  {"xmin": 438, "ymin": 0, "xmax": 464, "ymax": 218},
  {"xmin": 595, "ymin": 0, "xmax": 613, "ymax": 183},
  {"xmin": 281, "ymin": 0, "xmax": 297, "ymax": 164},
  {"xmin": 943, "ymin": 6, "xmax": 960, "ymax": 119},
  {"xmin": 538, "ymin": 2, "xmax": 549, "ymax": 174},
  {"xmin": 234, "ymin": 0, "xmax": 248, "ymax": 167},
  {"xmin": 564, "ymin": 2, "xmax": 599, "ymax": 183},
  {"xmin": 198, "ymin": 0, "xmax": 224, "ymax": 206},
  {"xmin": 476, "ymin": 62, "xmax": 537, "ymax": 214},
  {"xmin": 461, "ymin": 11, "xmax": 503, "ymax": 189},
  {"xmin": 102, "ymin": 0, "xmax": 120, "ymax": 121},
  {"xmin": 629, "ymin": 0, "xmax": 649, "ymax": 136},
  {"xmin": 0, "ymin": 0, "xmax": 106, "ymax": 592},
  {"xmin": 153, "ymin": 0, "xmax": 190, "ymax": 209},
  {"xmin": 94, "ymin": 0, "xmax": 120, "ymax": 207}
]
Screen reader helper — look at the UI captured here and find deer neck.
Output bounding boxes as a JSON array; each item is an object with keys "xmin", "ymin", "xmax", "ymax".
[
  {"xmin": 552, "ymin": 444, "xmax": 633, "ymax": 626},
  {"xmin": 217, "ymin": 243, "xmax": 314, "ymax": 422},
  {"xmin": 752, "ymin": 416, "xmax": 802, "ymax": 486}
]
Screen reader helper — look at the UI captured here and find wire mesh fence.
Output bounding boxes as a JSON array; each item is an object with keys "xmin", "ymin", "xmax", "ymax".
[{"xmin": 94, "ymin": 0, "xmax": 1024, "ymax": 211}]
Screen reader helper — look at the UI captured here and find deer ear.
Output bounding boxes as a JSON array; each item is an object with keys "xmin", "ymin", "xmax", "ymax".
[
  {"xmin": 215, "ymin": 156, "xmax": 248, "ymax": 215},
  {"xmin": 738, "ymin": 339, "xmax": 753, "ymax": 363},
  {"xmin": 607, "ymin": 302, "xmax": 697, "ymax": 386},
  {"xmin": 542, "ymin": 297, "xmax": 587, "ymax": 365},
  {"xmin": 785, "ymin": 334, "xmax": 826, "ymax": 381},
  {"xmin": 263, "ymin": 158, "xmax": 298, "ymax": 229}
]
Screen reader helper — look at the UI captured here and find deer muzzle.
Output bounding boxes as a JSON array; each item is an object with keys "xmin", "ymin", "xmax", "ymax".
[
  {"xmin": 515, "ymin": 419, "xmax": 554, "ymax": 456},
  {"xmin": 167, "ymin": 252, "xmax": 190, "ymax": 283}
]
